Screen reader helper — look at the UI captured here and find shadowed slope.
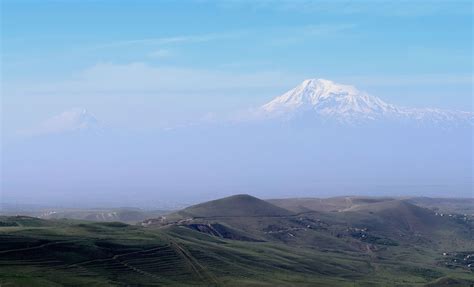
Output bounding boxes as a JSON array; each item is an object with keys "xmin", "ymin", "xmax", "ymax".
[{"xmin": 339, "ymin": 200, "xmax": 466, "ymax": 240}]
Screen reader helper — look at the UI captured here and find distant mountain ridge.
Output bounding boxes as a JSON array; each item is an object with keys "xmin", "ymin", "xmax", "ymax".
[{"xmin": 259, "ymin": 78, "xmax": 473, "ymax": 125}]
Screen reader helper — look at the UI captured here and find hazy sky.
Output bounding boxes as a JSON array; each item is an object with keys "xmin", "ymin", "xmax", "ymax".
[
  {"xmin": 1, "ymin": 1, "xmax": 473, "ymax": 206},
  {"xmin": 2, "ymin": 0, "xmax": 473, "ymax": 140}
]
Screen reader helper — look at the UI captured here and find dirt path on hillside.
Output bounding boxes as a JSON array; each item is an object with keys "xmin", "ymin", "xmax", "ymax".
[{"xmin": 168, "ymin": 239, "xmax": 219, "ymax": 285}]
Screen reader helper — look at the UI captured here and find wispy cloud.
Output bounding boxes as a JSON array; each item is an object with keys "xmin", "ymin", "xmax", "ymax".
[
  {"xmin": 269, "ymin": 23, "xmax": 356, "ymax": 46},
  {"xmin": 91, "ymin": 32, "xmax": 243, "ymax": 51},
  {"xmin": 302, "ymin": 23, "xmax": 356, "ymax": 35},
  {"xmin": 147, "ymin": 49, "xmax": 173, "ymax": 59},
  {"xmin": 17, "ymin": 62, "xmax": 302, "ymax": 95},
  {"xmin": 10, "ymin": 61, "xmax": 472, "ymax": 99},
  {"xmin": 87, "ymin": 23, "xmax": 352, "ymax": 52},
  {"xmin": 216, "ymin": 0, "xmax": 473, "ymax": 17}
]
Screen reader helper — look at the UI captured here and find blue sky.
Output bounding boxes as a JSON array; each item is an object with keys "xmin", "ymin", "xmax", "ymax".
[{"xmin": 2, "ymin": 0, "xmax": 473, "ymax": 138}]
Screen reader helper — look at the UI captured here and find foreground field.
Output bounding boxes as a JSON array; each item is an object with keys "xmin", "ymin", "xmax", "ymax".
[{"xmin": 0, "ymin": 195, "xmax": 473, "ymax": 286}]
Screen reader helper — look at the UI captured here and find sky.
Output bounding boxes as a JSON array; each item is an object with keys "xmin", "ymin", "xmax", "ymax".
[
  {"xmin": 1, "ymin": 1, "xmax": 473, "ymax": 207},
  {"xmin": 2, "ymin": 0, "xmax": 473, "ymax": 140}
]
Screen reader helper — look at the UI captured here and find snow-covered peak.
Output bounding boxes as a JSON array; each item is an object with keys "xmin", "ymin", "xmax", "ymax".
[
  {"xmin": 300, "ymin": 78, "xmax": 358, "ymax": 95},
  {"xmin": 261, "ymin": 78, "xmax": 397, "ymax": 122},
  {"xmin": 259, "ymin": 78, "xmax": 472, "ymax": 125}
]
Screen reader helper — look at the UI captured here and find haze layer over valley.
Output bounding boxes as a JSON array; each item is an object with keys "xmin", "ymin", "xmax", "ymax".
[{"xmin": 3, "ymin": 79, "xmax": 472, "ymax": 207}]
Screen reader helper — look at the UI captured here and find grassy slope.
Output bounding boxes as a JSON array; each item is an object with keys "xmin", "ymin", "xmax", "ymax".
[
  {"xmin": 0, "ymin": 208, "xmax": 169, "ymax": 224},
  {"xmin": 0, "ymin": 212, "xmax": 473, "ymax": 287}
]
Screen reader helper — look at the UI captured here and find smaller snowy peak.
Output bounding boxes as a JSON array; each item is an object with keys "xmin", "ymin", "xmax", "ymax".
[
  {"xmin": 19, "ymin": 108, "xmax": 101, "ymax": 137},
  {"xmin": 44, "ymin": 108, "xmax": 99, "ymax": 132},
  {"xmin": 54, "ymin": 108, "xmax": 99, "ymax": 131}
]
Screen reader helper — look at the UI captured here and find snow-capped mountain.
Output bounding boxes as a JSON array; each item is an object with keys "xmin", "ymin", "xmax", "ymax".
[
  {"xmin": 19, "ymin": 108, "xmax": 100, "ymax": 137},
  {"xmin": 49, "ymin": 108, "xmax": 100, "ymax": 132},
  {"xmin": 259, "ymin": 78, "xmax": 473, "ymax": 125}
]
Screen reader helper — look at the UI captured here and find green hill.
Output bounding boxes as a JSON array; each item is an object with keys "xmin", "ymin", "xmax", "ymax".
[
  {"xmin": 344, "ymin": 200, "xmax": 451, "ymax": 233},
  {"xmin": 174, "ymin": 194, "xmax": 293, "ymax": 218}
]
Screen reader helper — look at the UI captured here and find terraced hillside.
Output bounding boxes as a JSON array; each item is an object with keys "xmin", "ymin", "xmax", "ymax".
[
  {"xmin": 0, "ymin": 195, "xmax": 473, "ymax": 286},
  {"xmin": 0, "ymin": 207, "xmax": 168, "ymax": 224}
]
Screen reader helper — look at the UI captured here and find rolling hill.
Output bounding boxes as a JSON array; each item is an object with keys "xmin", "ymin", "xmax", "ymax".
[
  {"xmin": 168, "ymin": 194, "xmax": 293, "ymax": 219},
  {"xmin": 0, "ymin": 195, "xmax": 473, "ymax": 286},
  {"xmin": 335, "ymin": 199, "xmax": 467, "ymax": 244}
]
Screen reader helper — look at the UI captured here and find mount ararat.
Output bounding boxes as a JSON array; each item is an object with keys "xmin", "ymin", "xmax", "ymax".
[{"xmin": 256, "ymin": 78, "xmax": 473, "ymax": 126}]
